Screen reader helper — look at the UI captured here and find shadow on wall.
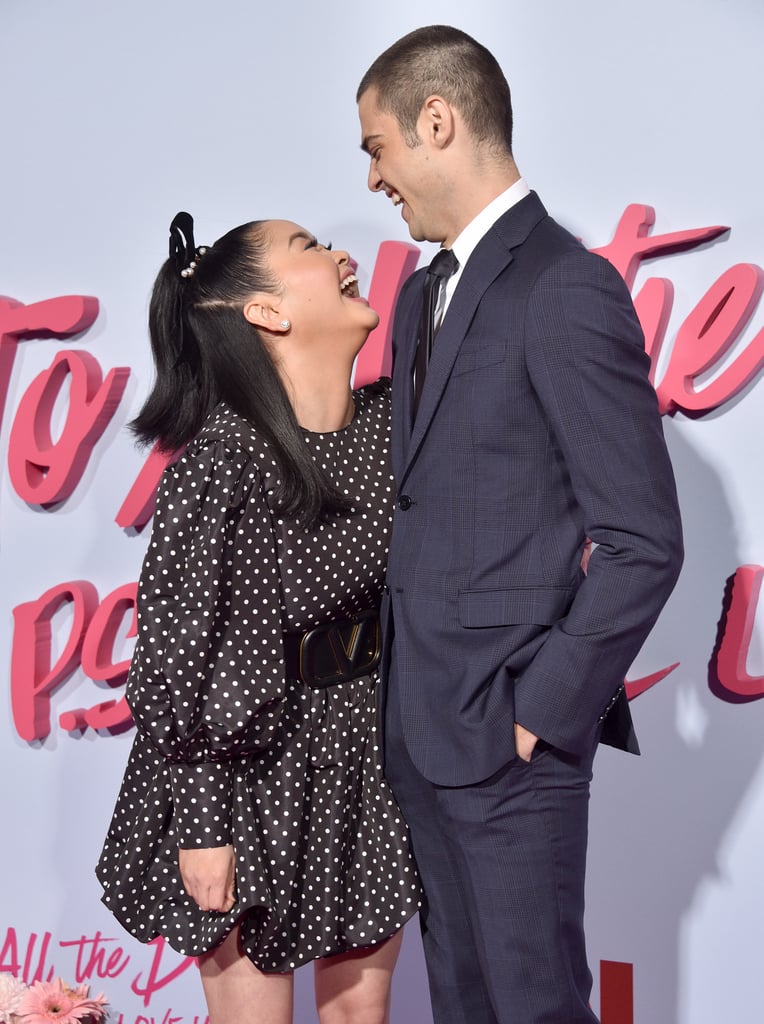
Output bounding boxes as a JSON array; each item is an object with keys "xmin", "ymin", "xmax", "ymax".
[{"xmin": 586, "ymin": 418, "xmax": 764, "ymax": 1024}]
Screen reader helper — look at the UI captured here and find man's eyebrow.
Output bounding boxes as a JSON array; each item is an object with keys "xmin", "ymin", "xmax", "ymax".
[{"xmin": 360, "ymin": 134, "xmax": 382, "ymax": 155}]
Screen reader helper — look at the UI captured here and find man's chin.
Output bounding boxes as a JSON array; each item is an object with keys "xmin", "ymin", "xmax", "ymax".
[
  {"xmin": 404, "ymin": 215, "xmax": 443, "ymax": 246},
  {"xmin": 403, "ymin": 215, "xmax": 426, "ymax": 243}
]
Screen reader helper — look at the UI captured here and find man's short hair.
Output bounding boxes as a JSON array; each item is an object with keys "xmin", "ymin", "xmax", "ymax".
[{"xmin": 357, "ymin": 25, "xmax": 513, "ymax": 152}]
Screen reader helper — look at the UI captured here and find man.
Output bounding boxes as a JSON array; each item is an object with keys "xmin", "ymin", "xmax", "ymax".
[{"xmin": 356, "ymin": 25, "xmax": 684, "ymax": 1024}]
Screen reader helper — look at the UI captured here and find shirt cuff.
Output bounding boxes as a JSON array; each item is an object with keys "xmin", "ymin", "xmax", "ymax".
[{"xmin": 170, "ymin": 761, "xmax": 233, "ymax": 849}]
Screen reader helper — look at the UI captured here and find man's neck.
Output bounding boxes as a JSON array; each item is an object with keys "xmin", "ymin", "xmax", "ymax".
[{"xmin": 442, "ymin": 155, "xmax": 521, "ymax": 247}]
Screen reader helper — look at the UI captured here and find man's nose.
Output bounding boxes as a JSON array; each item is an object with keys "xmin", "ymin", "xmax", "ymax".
[{"xmin": 367, "ymin": 163, "xmax": 383, "ymax": 193}]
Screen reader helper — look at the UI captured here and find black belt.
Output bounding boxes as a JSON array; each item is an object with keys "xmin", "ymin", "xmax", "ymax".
[{"xmin": 283, "ymin": 608, "xmax": 381, "ymax": 689}]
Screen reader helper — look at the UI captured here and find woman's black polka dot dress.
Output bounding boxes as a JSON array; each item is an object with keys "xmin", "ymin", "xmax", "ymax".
[{"xmin": 96, "ymin": 380, "xmax": 421, "ymax": 972}]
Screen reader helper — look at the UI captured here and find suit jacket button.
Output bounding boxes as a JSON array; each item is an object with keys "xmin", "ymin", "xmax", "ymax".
[{"xmin": 398, "ymin": 494, "xmax": 413, "ymax": 510}]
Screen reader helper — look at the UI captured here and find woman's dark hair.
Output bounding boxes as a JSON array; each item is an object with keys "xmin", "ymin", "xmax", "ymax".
[{"xmin": 131, "ymin": 214, "xmax": 353, "ymax": 528}]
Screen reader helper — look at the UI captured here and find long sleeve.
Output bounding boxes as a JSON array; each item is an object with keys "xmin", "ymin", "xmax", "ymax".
[
  {"xmin": 126, "ymin": 436, "xmax": 286, "ymax": 845},
  {"xmin": 514, "ymin": 248, "xmax": 683, "ymax": 750}
]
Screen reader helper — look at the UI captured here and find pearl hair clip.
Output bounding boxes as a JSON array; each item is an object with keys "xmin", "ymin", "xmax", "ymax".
[
  {"xmin": 169, "ymin": 213, "xmax": 210, "ymax": 282},
  {"xmin": 180, "ymin": 246, "xmax": 208, "ymax": 278}
]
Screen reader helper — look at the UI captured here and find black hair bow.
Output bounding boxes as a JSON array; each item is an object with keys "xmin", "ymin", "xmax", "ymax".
[{"xmin": 169, "ymin": 211, "xmax": 196, "ymax": 275}]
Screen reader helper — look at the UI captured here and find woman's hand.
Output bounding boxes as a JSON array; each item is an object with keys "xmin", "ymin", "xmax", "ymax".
[{"xmin": 178, "ymin": 844, "xmax": 236, "ymax": 913}]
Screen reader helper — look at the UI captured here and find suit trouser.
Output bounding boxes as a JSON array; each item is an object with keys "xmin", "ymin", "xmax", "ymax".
[{"xmin": 384, "ymin": 679, "xmax": 600, "ymax": 1024}]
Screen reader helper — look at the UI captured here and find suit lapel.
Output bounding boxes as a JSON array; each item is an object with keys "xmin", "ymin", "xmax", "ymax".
[{"xmin": 399, "ymin": 192, "xmax": 547, "ymax": 486}]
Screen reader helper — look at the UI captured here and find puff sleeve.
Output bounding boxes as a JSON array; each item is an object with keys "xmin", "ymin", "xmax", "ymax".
[{"xmin": 126, "ymin": 437, "xmax": 286, "ymax": 846}]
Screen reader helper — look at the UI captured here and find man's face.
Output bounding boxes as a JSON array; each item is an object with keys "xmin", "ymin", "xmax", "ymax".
[{"xmin": 358, "ymin": 88, "xmax": 441, "ymax": 244}]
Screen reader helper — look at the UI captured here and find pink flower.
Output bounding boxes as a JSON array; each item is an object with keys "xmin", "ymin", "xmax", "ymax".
[
  {"xmin": 15, "ymin": 979, "xmax": 86, "ymax": 1024},
  {"xmin": 1, "ymin": 977, "xmax": 107, "ymax": 1024},
  {"xmin": 0, "ymin": 971, "xmax": 28, "ymax": 1023},
  {"xmin": 62, "ymin": 984, "xmax": 108, "ymax": 1023}
]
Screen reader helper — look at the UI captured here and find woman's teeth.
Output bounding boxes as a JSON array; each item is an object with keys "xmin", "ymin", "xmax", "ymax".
[{"xmin": 341, "ymin": 274, "xmax": 359, "ymax": 296}]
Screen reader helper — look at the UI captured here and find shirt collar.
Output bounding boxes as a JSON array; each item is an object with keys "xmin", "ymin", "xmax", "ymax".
[{"xmin": 451, "ymin": 177, "xmax": 531, "ymax": 271}]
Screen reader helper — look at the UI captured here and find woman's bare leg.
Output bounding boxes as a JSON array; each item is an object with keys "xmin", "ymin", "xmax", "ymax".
[
  {"xmin": 314, "ymin": 930, "xmax": 404, "ymax": 1024},
  {"xmin": 198, "ymin": 926, "xmax": 294, "ymax": 1024}
]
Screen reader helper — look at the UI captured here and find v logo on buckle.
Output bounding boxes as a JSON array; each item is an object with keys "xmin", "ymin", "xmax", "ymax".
[
  {"xmin": 329, "ymin": 618, "xmax": 376, "ymax": 672},
  {"xmin": 299, "ymin": 610, "xmax": 381, "ymax": 688}
]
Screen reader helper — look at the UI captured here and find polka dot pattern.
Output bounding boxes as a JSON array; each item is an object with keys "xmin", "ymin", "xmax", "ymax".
[{"xmin": 96, "ymin": 381, "xmax": 421, "ymax": 971}]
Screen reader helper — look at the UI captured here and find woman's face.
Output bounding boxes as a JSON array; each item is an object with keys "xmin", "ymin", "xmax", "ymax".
[{"xmin": 263, "ymin": 220, "xmax": 379, "ymax": 339}]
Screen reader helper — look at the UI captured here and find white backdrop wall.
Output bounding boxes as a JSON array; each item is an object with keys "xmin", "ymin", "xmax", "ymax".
[{"xmin": 1, "ymin": 2, "xmax": 763, "ymax": 1022}]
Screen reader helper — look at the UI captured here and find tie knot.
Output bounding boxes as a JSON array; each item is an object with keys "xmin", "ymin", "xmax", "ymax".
[{"xmin": 427, "ymin": 248, "xmax": 459, "ymax": 280}]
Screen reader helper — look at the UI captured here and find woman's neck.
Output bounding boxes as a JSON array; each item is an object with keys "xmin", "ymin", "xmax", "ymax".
[{"xmin": 288, "ymin": 374, "xmax": 355, "ymax": 433}]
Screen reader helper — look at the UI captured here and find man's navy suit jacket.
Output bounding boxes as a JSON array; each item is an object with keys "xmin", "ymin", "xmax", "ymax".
[{"xmin": 382, "ymin": 191, "xmax": 684, "ymax": 788}]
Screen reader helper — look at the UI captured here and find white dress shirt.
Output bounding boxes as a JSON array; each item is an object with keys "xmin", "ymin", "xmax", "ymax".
[{"xmin": 435, "ymin": 177, "xmax": 531, "ymax": 328}]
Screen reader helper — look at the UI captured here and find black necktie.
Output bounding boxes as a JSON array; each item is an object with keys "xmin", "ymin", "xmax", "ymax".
[{"xmin": 413, "ymin": 247, "xmax": 459, "ymax": 419}]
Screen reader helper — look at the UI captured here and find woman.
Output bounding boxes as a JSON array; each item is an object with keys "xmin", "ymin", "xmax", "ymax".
[{"xmin": 97, "ymin": 212, "xmax": 420, "ymax": 1024}]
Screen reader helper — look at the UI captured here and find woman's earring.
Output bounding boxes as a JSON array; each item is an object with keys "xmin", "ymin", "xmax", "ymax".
[{"xmin": 280, "ymin": 319, "xmax": 291, "ymax": 330}]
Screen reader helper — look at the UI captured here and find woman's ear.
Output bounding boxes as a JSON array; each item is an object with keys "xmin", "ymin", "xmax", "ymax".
[{"xmin": 243, "ymin": 294, "xmax": 290, "ymax": 334}]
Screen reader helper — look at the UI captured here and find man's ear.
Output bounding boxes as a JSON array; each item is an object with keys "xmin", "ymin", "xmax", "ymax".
[
  {"xmin": 243, "ymin": 294, "xmax": 289, "ymax": 334},
  {"xmin": 420, "ymin": 95, "xmax": 456, "ymax": 149}
]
